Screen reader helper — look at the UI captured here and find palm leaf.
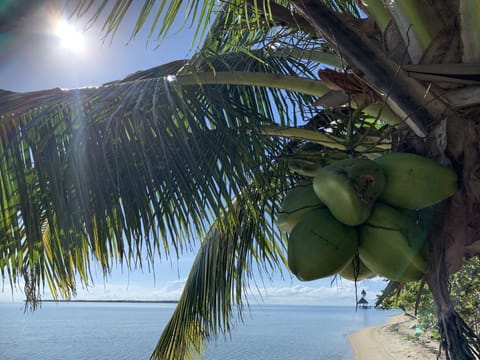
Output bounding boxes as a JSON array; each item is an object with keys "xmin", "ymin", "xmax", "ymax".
[
  {"xmin": 0, "ymin": 68, "xmax": 287, "ymax": 301},
  {"xmin": 151, "ymin": 177, "xmax": 288, "ymax": 359},
  {"xmin": 72, "ymin": 0, "xmax": 360, "ymax": 44},
  {"xmin": 1, "ymin": 19, "xmax": 360, "ymax": 302}
]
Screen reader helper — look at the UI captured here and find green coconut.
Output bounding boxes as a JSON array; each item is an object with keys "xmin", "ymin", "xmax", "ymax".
[
  {"xmin": 276, "ymin": 183, "xmax": 324, "ymax": 233},
  {"xmin": 313, "ymin": 157, "xmax": 385, "ymax": 226},
  {"xmin": 375, "ymin": 152, "xmax": 457, "ymax": 210},
  {"xmin": 288, "ymin": 207, "xmax": 358, "ymax": 281},
  {"xmin": 338, "ymin": 255, "xmax": 376, "ymax": 281},
  {"xmin": 358, "ymin": 203, "xmax": 428, "ymax": 282}
]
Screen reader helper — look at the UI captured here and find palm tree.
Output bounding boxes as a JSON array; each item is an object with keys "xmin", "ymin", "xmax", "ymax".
[{"xmin": 1, "ymin": 1, "xmax": 480, "ymax": 359}]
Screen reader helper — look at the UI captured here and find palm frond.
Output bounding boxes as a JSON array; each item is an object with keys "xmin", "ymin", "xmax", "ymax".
[
  {"xmin": 0, "ymin": 66, "xmax": 291, "ymax": 304},
  {"xmin": 72, "ymin": 0, "xmax": 360, "ymax": 44},
  {"xmin": 151, "ymin": 177, "xmax": 288, "ymax": 359},
  {"xmin": 74, "ymin": 0, "xmax": 216, "ymax": 44}
]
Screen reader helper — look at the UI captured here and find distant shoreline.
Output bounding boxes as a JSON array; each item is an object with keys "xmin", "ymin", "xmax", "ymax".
[{"xmin": 38, "ymin": 299, "xmax": 179, "ymax": 304}]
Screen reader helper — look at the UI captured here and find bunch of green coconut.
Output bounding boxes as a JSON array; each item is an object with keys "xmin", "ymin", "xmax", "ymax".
[{"xmin": 277, "ymin": 152, "xmax": 458, "ymax": 283}]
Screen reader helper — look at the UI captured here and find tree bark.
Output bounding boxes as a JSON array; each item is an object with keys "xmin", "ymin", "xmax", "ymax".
[{"xmin": 289, "ymin": 0, "xmax": 451, "ymax": 137}]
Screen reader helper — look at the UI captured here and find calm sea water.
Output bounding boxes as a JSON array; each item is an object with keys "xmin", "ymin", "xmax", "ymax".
[{"xmin": 0, "ymin": 302, "xmax": 398, "ymax": 360}]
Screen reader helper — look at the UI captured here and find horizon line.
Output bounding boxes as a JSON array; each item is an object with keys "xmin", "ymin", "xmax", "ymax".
[{"xmin": 38, "ymin": 299, "xmax": 179, "ymax": 304}]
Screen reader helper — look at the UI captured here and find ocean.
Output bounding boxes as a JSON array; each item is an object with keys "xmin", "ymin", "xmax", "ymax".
[{"xmin": 0, "ymin": 302, "xmax": 398, "ymax": 359}]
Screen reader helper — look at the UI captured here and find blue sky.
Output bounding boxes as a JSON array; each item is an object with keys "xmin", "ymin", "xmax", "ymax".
[{"xmin": 0, "ymin": 2, "xmax": 387, "ymax": 305}]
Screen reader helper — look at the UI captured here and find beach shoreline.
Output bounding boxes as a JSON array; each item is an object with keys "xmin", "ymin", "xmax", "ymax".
[{"xmin": 349, "ymin": 311, "xmax": 444, "ymax": 360}]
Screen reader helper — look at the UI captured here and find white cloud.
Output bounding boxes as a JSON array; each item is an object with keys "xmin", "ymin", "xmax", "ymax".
[
  {"xmin": 74, "ymin": 279, "xmax": 187, "ymax": 301},
  {"xmin": 245, "ymin": 278, "xmax": 383, "ymax": 306}
]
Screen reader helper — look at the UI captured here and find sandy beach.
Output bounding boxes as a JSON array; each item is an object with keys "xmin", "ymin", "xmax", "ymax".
[{"xmin": 349, "ymin": 312, "xmax": 445, "ymax": 360}]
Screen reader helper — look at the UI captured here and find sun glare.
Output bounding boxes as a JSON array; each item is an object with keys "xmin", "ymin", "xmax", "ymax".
[{"xmin": 55, "ymin": 20, "xmax": 85, "ymax": 53}]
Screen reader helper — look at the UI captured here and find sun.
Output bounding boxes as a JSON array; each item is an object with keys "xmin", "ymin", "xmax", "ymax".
[{"xmin": 55, "ymin": 20, "xmax": 85, "ymax": 53}]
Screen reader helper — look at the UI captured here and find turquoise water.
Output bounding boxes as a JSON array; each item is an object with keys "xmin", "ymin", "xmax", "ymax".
[{"xmin": 0, "ymin": 302, "xmax": 398, "ymax": 359}]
